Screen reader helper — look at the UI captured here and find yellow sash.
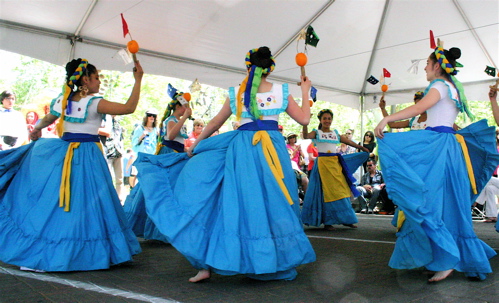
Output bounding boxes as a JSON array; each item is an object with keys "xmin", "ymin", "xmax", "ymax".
[
  {"xmin": 59, "ymin": 142, "xmax": 102, "ymax": 212},
  {"xmin": 253, "ymin": 131, "xmax": 293, "ymax": 205},
  {"xmin": 318, "ymin": 156, "xmax": 350, "ymax": 202}
]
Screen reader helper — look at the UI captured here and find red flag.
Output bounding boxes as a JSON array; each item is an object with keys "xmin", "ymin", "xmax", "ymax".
[
  {"xmin": 383, "ymin": 68, "xmax": 391, "ymax": 78},
  {"xmin": 121, "ymin": 13, "xmax": 129, "ymax": 38},
  {"xmin": 429, "ymin": 30, "xmax": 436, "ymax": 49}
]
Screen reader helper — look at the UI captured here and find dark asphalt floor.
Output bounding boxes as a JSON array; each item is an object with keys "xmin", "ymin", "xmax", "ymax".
[{"xmin": 1, "ymin": 214, "xmax": 498, "ymax": 303}]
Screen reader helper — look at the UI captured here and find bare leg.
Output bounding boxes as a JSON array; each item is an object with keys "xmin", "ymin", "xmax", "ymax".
[
  {"xmin": 189, "ymin": 269, "xmax": 211, "ymax": 282},
  {"xmin": 428, "ymin": 269, "xmax": 453, "ymax": 282}
]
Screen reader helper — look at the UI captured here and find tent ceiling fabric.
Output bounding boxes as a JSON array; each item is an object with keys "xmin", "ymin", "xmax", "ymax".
[{"xmin": 0, "ymin": 0, "xmax": 497, "ymax": 110}]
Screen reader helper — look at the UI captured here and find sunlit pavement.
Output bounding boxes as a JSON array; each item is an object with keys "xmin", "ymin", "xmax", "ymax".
[{"xmin": 1, "ymin": 215, "xmax": 498, "ymax": 303}]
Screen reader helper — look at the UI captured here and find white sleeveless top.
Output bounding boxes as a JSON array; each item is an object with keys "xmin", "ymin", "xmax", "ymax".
[
  {"xmin": 50, "ymin": 94, "xmax": 103, "ymax": 134},
  {"xmin": 313, "ymin": 129, "xmax": 341, "ymax": 153},
  {"xmin": 228, "ymin": 83, "xmax": 288, "ymax": 126},
  {"xmin": 424, "ymin": 80, "xmax": 459, "ymax": 128}
]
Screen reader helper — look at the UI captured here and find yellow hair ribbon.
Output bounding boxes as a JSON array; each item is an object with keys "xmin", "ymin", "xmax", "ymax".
[
  {"xmin": 56, "ymin": 85, "xmax": 72, "ymax": 137},
  {"xmin": 455, "ymin": 134, "xmax": 477, "ymax": 194},
  {"xmin": 252, "ymin": 131, "xmax": 293, "ymax": 205},
  {"xmin": 59, "ymin": 142, "xmax": 81, "ymax": 212},
  {"xmin": 236, "ymin": 75, "xmax": 249, "ymax": 122}
]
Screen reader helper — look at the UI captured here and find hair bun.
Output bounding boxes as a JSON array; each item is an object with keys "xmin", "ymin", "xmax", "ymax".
[
  {"xmin": 257, "ymin": 47, "xmax": 272, "ymax": 60},
  {"xmin": 66, "ymin": 59, "xmax": 82, "ymax": 76},
  {"xmin": 448, "ymin": 47, "xmax": 461, "ymax": 60}
]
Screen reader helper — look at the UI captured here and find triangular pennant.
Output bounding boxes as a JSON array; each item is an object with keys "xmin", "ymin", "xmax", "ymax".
[
  {"xmin": 485, "ymin": 66, "xmax": 497, "ymax": 77},
  {"xmin": 310, "ymin": 86, "xmax": 318, "ymax": 101},
  {"xmin": 120, "ymin": 13, "xmax": 129, "ymax": 38},
  {"xmin": 366, "ymin": 75, "xmax": 379, "ymax": 85},
  {"xmin": 305, "ymin": 25, "xmax": 320, "ymax": 47},
  {"xmin": 430, "ymin": 30, "xmax": 436, "ymax": 49},
  {"xmin": 383, "ymin": 68, "xmax": 391, "ymax": 78}
]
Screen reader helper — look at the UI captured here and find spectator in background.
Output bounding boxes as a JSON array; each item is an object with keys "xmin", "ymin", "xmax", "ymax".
[
  {"xmin": 287, "ymin": 133, "xmax": 304, "ymax": 171},
  {"xmin": 337, "ymin": 129, "xmax": 356, "ymax": 155},
  {"xmin": 358, "ymin": 130, "xmax": 376, "ymax": 172},
  {"xmin": 0, "ymin": 90, "xmax": 27, "ymax": 150},
  {"xmin": 41, "ymin": 104, "xmax": 58, "ymax": 138},
  {"xmin": 123, "ymin": 148, "xmax": 134, "ymax": 191},
  {"xmin": 131, "ymin": 109, "xmax": 159, "ymax": 155},
  {"xmin": 184, "ymin": 118, "xmax": 204, "ymax": 150},
  {"xmin": 99, "ymin": 114, "xmax": 125, "ymax": 200},
  {"xmin": 26, "ymin": 111, "xmax": 39, "ymax": 133},
  {"xmin": 356, "ymin": 159, "xmax": 384, "ymax": 214},
  {"xmin": 306, "ymin": 141, "xmax": 318, "ymax": 177}
]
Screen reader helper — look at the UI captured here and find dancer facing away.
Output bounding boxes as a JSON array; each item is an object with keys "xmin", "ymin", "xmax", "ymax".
[
  {"xmin": 123, "ymin": 83, "xmax": 192, "ymax": 242},
  {"xmin": 136, "ymin": 46, "xmax": 316, "ymax": 282},
  {"xmin": 0, "ymin": 59, "xmax": 143, "ymax": 272},
  {"xmin": 301, "ymin": 109, "xmax": 369, "ymax": 231},
  {"xmin": 374, "ymin": 44, "xmax": 499, "ymax": 282},
  {"xmin": 487, "ymin": 80, "xmax": 499, "ymax": 230}
]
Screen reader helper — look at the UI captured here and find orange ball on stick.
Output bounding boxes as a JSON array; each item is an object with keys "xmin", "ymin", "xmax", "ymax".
[
  {"xmin": 295, "ymin": 53, "xmax": 308, "ymax": 67},
  {"xmin": 127, "ymin": 40, "xmax": 139, "ymax": 54},
  {"xmin": 381, "ymin": 84, "xmax": 388, "ymax": 92},
  {"xmin": 183, "ymin": 93, "xmax": 191, "ymax": 102},
  {"xmin": 309, "ymin": 100, "xmax": 314, "ymax": 107}
]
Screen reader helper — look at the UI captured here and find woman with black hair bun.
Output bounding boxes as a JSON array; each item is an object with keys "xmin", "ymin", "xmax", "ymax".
[
  {"xmin": 0, "ymin": 59, "xmax": 143, "ymax": 272},
  {"xmin": 136, "ymin": 46, "xmax": 316, "ymax": 282},
  {"xmin": 375, "ymin": 43, "xmax": 499, "ymax": 282}
]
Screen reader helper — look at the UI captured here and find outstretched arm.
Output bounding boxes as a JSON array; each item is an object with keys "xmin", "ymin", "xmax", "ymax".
[
  {"xmin": 286, "ymin": 76, "xmax": 311, "ymax": 126},
  {"xmin": 379, "ymin": 97, "xmax": 410, "ymax": 129},
  {"xmin": 489, "ymin": 84, "xmax": 499, "ymax": 126},
  {"xmin": 187, "ymin": 98, "xmax": 232, "ymax": 156}
]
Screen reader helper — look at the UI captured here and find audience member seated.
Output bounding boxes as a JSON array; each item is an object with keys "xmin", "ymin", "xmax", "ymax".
[{"xmin": 355, "ymin": 159, "xmax": 385, "ymax": 214}]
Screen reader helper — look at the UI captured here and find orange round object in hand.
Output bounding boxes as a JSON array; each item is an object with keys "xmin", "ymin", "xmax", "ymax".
[
  {"xmin": 309, "ymin": 100, "xmax": 314, "ymax": 107},
  {"xmin": 183, "ymin": 92, "xmax": 191, "ymax": 102},
  {"xmin": 381, "ymin": 84, "xmax": 388, "ymax": 92},
  {"xmin": 295, "ymin": 53, "xmax": 308, "ymax": 67},
  {"xmin": 127, "ymin": 40, "xmax": 139, "ymax": 54}
]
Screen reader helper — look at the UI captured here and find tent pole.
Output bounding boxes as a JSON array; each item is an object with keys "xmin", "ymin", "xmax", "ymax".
[{"xmin": 360, "ymin": 94, "xmax": 365, "ymax": 144}]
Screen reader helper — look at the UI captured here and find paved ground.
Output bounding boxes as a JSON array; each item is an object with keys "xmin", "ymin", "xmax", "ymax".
[{"xmin": 1, "ymin": 214, "xmax": 498, "ymax": 303}]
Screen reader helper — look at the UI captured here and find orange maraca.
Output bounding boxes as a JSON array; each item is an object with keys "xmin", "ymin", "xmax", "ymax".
[{"xmin": 296, "ymin": 52, "xmax": 308, "ymax": 86}]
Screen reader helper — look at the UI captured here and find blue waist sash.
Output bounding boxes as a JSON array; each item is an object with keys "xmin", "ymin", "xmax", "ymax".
[
  {"xmin": 425, "ymin": 126, "xmax": 456, "ymax": 134},
  {"xmin": 161, "ymin": 140, "xmax": 185, "ymax": 153},
  {"xmin": 61, "ymin": 132, "xmax": 100, "ymax": 142},
  {"xmin": 318, "ymin": 152, "xmax": 360, "ymax": 197},
  {"xmin": 238, "ymin": 120, "xmax": 278, "ymax": 131}
]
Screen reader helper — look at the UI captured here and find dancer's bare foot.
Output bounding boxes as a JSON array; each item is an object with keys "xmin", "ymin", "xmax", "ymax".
[
  {"xmin": 189, "ymin": 269, "xmax": 211, "ymax": 282},
  {"xmin": 428, "ymin": 269, "xmax": 453, "ymax": 282},
  {"xmin": 324, "ymin": 225, "xmax": 335, "ymax": 231}
]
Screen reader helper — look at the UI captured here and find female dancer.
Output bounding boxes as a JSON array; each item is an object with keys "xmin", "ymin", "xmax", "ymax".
[
  {"xmin": 301, "ymin": 109, "xmax": 368, "ymax": 230},
  {"xmin": 375, "ymin": 45, "xmax": 499, "ymax": 282},
  {"xmin": 379, "ymin": 92, "xmax": 427, "ymax": 130},
  {"xmin": 124, "ymin": 84, "xmax": 191, "ymax": 242},
  {"xmin": 136, "ymin": 46, "xmax": 316, "ymax": 282},
  {"xmin": 0, "ymin": 58, "xmax": 143, "ymax": 271}
]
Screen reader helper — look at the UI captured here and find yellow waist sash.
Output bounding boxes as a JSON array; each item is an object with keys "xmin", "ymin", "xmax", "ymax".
[
  {"xmin": 59, "ymin": 142, "xmax": 102, "ymax": 212},
  {"xmin": 252, "ymin": 131, "xmax": 293, "ymax": 205}
]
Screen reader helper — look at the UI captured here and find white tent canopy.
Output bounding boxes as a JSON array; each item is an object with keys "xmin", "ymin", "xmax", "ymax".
[{"xmin": 0, "ymin": 0, "xmax": 497, "ymax": 111}]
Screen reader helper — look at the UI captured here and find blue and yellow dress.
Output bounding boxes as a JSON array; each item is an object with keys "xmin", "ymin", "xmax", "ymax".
[
  {"xmin": 301, "ymin": 129, "xmax": 368, "ymax": 227},
  {"xmin": 123, "ymin": 115, "xmax": 188, "ymax": 242},
  {"xmin": 136, "ymin": 83, "xmax": 316, "ymax": 280},
  {"xmin": 379, "ymin": 79, "xmax": 499, "ymax": 280},
  {"xmin": 0, "ymin": 94, "xmax": 141, "ymax": 271}
]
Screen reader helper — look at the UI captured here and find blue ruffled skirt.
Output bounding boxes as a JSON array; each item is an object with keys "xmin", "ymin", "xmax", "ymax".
[
  {"xmin": 0, "ymin": 139, "xmax": 141, "ymax": 271},
  {"xmin": 301, "ymin": 152, "xmax": 368, "ymax": 227},
  {"xmin": 136, "ymin": 130, "xmax": 316, "ymax": 280},
  {"xmin": 123, "ymin": 145, "xmax": 180, "ymax": 243},
  {"xmin": 378, "ymin": 120, "xmax": 499, "ymax": 280}
]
